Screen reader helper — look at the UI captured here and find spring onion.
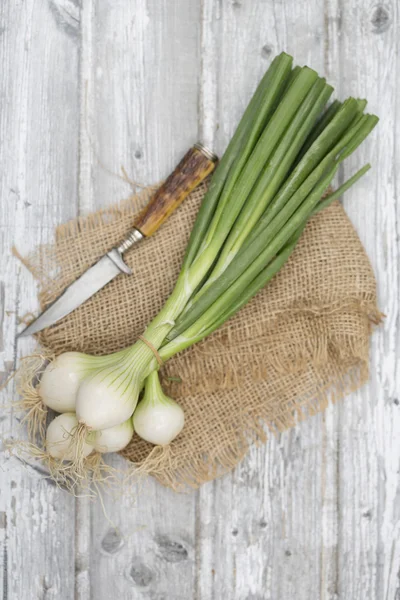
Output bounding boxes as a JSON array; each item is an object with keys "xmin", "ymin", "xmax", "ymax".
[
  {"xmin": 132, "ymin": 371, "xmax": 185, "ymax": 446},
  {"xmin": 34, "ymin": 52, "xmax": 377, "ymax": 460},
  {"xmin": 46, "ymin": 413, "xmax": 95, "ymax": 460},
  {"xmin": 93, "ymin": 419, "xmax": 134, "ymax": 453},
  {"xmin": 39, "ymin": 351, "xmax": 116, "ymax": 412}
]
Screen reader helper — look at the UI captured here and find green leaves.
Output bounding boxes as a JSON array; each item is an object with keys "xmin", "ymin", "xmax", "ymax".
[
  {"xmin": 160, "ymin": 52, "xmax": 378, "ymax": 357},
  {"xmin": 182, "ymin": 52, "xmax": 293, "ymax": 270}
]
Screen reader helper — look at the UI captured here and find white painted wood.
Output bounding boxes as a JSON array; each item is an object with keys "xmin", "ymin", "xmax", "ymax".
[
  {"xmin": 74, "ymin": 2, "xmax": 95, "ymax": 598},
  {"xmin": 0, "ymin": 1, "xmax": 79, "ymax": 599},
  {"xmin": 90, "ymin": 0, "xmax": 201, "ymax": 205},
  {"xmin": 79, "ymin": 1, "xmax": 201, "ymax": 599},
  {"xmin": 335, "ymin": 2, "xmax": 400, "ymax": 599},
  {"xmin": 0, "ymin": 0, "xmax": 398, "ymax": 599},
  {"xmin": 195, "ymin": 3, "xmax": 339, "ymax": 600}
]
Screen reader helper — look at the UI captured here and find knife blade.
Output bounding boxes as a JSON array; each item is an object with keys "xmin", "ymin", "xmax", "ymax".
[{"xmin": 19, "ymin": 143, "xmax": 217, "ymax": 337}]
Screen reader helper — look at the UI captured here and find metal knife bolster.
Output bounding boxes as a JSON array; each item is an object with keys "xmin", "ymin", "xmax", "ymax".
[{"xmin": 107, "ymin": 228, "xmax": 144, "ymax": 275}]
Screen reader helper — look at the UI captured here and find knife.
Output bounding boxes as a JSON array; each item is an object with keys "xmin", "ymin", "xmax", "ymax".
[{"xmin": 19, "ymin": 143, "xmax": 217, "ymax": 337}]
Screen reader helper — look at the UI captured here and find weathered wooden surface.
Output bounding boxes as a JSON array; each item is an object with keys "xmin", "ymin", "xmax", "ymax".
[{"xmin": 0, "ymin": 1, "xmax": 399, "ymax": 599}]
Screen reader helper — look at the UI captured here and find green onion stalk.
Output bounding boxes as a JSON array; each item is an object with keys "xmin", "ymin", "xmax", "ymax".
[{"xmin": 36, "ymin": 52, "xmax": 378, "ymax": 456}]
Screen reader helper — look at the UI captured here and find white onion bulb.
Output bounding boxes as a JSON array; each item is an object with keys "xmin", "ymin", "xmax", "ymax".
[
  {"xmin": 133, "ymin": 371, "xmax": 185, "ymax": 446},
  {"xmin": 39, "ymin": 352, "xmax": 89, "ymax": 412},
  {"xmin": 93, "ymin": 419, "xmax": 134, "ymax": 453},
  {"xmin": 76, "ymin": 364, "xmax": 140, "ymax": 430},
  {"xmin": 46, "ymin": 413, "xmax": 94, "ymax": 460}
]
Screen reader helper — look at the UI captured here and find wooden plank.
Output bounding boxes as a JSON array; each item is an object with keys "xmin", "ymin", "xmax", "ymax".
[
  {"xmin": 0, "ymin": 0, "xmax": 80, "ymax": 598},
  {"xmin": 75, "ymin": 4, "xmax": 94, "ymax": 597},
  {"xmin": 90, "ymin": 0, "xmax": 202, "ymax": 208},
  {"xmin": 195, "ymin": 2, "xmax": 337, "ymax": 599},
  {"xmin": 335, "ymin": 1, "xmax": 400, "ymax": 598},
  {"xmin": 318, "ymin": 5, "xmax": 342, "ymax": 598},
  {"xmin": 79, "ymin": 1, "xmax": 201, "ymax": 598}
]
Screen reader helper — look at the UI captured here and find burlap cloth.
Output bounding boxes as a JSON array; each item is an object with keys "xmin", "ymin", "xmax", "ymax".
[{"xmin": 17, "ymin": 181, "xmax": 381, "ymax": 490}]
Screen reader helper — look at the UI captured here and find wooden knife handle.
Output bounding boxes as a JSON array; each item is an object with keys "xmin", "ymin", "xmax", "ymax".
[{"xmin": 133, "ymin": 144, "xmax": 217, "ymax": 237}]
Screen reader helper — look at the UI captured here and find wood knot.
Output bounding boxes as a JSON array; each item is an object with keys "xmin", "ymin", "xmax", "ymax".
[
  {"xmin": 371, "ymin": 4, "xmax": 391, "ymax": 33},
  {"xmin": 155, "ymin": 535, "xmax": 189, "ymax": 562},
  {"xmin": 101, "ymin": 528, "xmax": 124, "ymax": 554},
  {"xmin": 261, "ymin": 44, "xmax": 273, "ymax": 59},
  {"xmin": 259, "ymin": 519, "xmax": 268, "ymax": 529},
  {"xmin": 129, "ymin": 558, "xmax": 154, "ymax": 587}
]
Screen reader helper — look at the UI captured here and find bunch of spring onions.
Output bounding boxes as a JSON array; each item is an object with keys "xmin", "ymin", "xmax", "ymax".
[{"xmin": 36, "ymin": 52, "xmax": 377, "ymax": 463}]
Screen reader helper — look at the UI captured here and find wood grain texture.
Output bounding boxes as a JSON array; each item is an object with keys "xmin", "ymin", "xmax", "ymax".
[
  {"xmin": 0, "ymin": 0, "xmax": 398, "ymax": 599},
  {"xmin": 0, "ymin": 1, "xmax": 79, "ymax": 598},
  {"xmin": 336, "ymin": 2, "xmax": 400, "ymax": 598},
  {"xmin": 82, "ymin": 2, "xmax": 201, "ymax": 599},
  {"xmin": 196, "ymin": 3, "xmax": 334, "ymax": 599},
  {"xmin": 133, "ymin": 145, "xmax": 216, "ymax": 237}
]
